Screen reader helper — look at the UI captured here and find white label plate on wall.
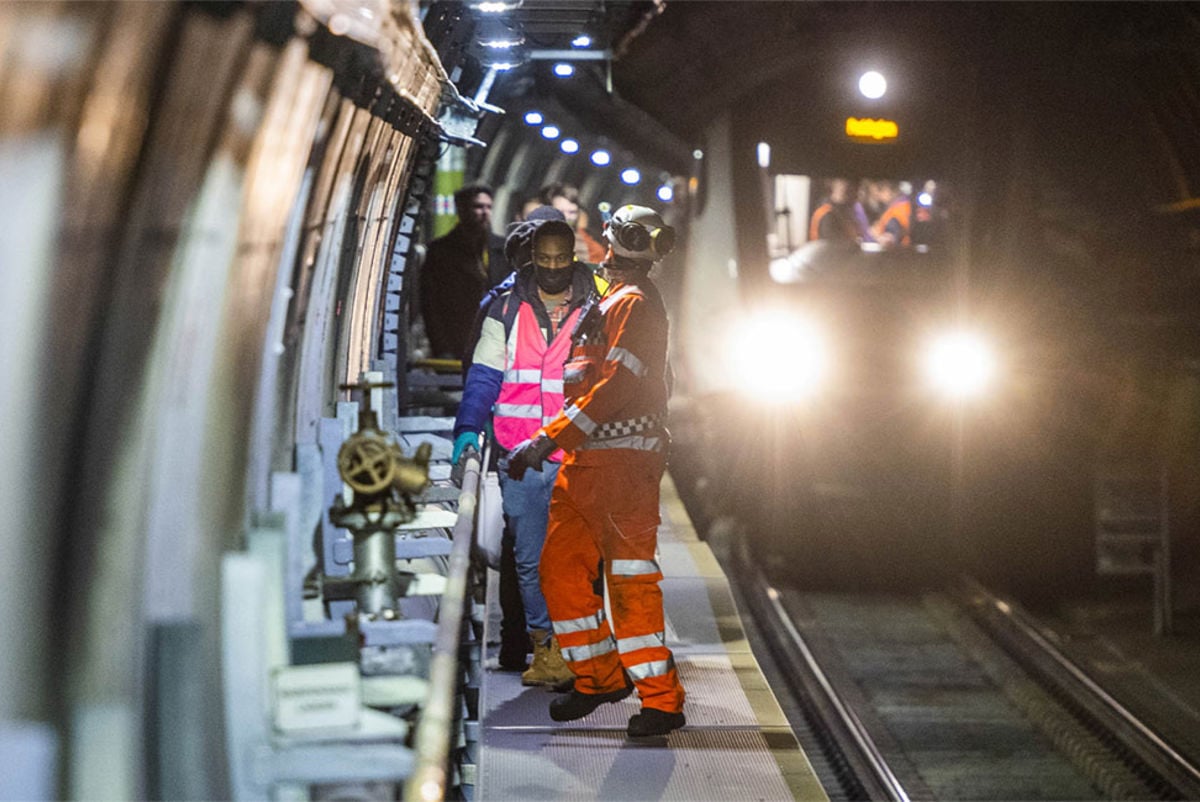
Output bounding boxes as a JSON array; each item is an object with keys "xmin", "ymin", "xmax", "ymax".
[{"xmin": 272, "ymin": 663, "xmax": 361, "ymax": 732}]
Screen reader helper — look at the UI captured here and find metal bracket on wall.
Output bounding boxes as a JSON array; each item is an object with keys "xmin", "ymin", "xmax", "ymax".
[
  {"xmin": 437, "ymin": 84, "xmax": 496, "ymax": 148},
  {"xmin": 379, "ymin": 137, "xmax": 439, "ymax": 399}
]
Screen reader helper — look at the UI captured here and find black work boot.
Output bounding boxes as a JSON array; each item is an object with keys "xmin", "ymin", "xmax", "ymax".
[
  {"xmin": 548, "ymin": 685, "xmax": 633, "ymax": 721},
  {"xmin": 627, "ymin": 708, "xmax": 686, "ymax": 737}
]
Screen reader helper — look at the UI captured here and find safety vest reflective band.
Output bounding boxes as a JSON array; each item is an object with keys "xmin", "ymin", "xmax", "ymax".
[
  {"xmin": 610, "ymin": 559, "xmax": 660, "ymax": 576},
  {"xmin": 561, "ymin": 636, "xmax": 617, "ymax": 663},
  {"xmin": 617, "ymin": 632, "xmax": 665, "ymax": 653},
  {"xmin": 504, "ymin": 369, "xmax": 563, "ymax": 394},
  {"xmin": 494, "ymin": 403, "xmax": 541, "ymax": 419},
  {"xmin": 626, "ymin": 658, "xmax": 671, "ymax": 681},
  {"xmin": 493, "ymin": 301, "xmax": 582, "ymax": 452},
  {"xmin": 552, "ymin": 611, "xmax": 604, "ymax": 635},
  {"xmin": 607, "ymin": 346, "xmax": 646, "ymax": 377}
]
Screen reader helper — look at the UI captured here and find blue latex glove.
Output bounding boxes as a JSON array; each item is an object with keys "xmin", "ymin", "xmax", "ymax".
[{"xmin": 452, "ymin": 432, "xmax": 481, "ymax": 464}]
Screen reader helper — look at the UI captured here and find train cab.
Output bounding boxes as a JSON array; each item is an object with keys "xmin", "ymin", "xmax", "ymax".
[{"xmin": 673, "ymin": 54, "xmax": 1101, "ymax": 590}]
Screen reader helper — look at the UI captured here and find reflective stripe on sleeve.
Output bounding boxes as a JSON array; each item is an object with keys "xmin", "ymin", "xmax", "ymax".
[
  {"xmin": 626, "ymin": 658, "xmax": 671, "ymax": 681},
  {"xmin": 552, "ymin": 611, "xmax": 604, "ymax": 635},
  {"xmin": 561, "ymin": 636, "xmax": 617, "ymax": 663},
  {"xmin": 606, "ymin": 346, "xmax": 646, "ymax": 377},
  {"xmin": 494, "ymin": 403, "xmax": 542, "ymax": 419},
  {"xmin": 610, "ymin": 559, "xmax": 660, "ymax": 576},
  {"xmin": 565, "ymin": 404, "xmax": 597, "ymax": 434},
  {"xmin": 617, "ymin": 632, "xmax": 665, "ymax": 653},
  {"xmin": 541, "ymin": 378, "xmax": 564, "ymax": 393}
]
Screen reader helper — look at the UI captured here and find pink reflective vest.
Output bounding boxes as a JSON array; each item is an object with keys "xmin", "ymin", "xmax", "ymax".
[{"xmin": 492, "ymin": 300, "xmax": 583, "ymax": 460}]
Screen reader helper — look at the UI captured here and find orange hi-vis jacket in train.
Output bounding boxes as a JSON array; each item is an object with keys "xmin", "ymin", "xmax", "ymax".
[
  {"xmin": 809, "ymin": 201, "xmax": 858, "ymax": 242},
  {"xmin": 537, "ymin": 274, "xmax": 685, "ymax": 714},
  {"xmin": 872, "ymin": 196, "xmax": 912, "ymax": 246}
]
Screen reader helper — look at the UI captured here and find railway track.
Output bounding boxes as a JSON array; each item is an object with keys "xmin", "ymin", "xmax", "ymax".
[{"xmin": 725, "ymin": 534, "xmax": 1200, "ymax": 801}]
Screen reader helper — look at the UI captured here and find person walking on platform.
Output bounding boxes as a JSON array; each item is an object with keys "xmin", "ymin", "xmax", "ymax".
[
  {"xmin": 453, "ymin": 217, "xmax": 599, "ymax": 688},
  {"xmin": 504, "ymin": 204, "xmax": 686, "ymax": 738},
  {"xmin": 419, "ymin": 183, "xmax": 507, "ymax": 360},
  {"xmin": 458, "ymin": 205, "xmax": 568, "ymax": 673}
]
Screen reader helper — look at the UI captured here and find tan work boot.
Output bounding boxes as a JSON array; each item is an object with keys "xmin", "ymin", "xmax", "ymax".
[{"xmin": 521, "ymin": 630, "xmax": 576, "ymax": 689}]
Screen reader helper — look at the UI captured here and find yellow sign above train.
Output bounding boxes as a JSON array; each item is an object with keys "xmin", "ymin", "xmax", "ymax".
[{"xmin": 845, "ymin": 117, "xmax": 899, "ymax": 141}]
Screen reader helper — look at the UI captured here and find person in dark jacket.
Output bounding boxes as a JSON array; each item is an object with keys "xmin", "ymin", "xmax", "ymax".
[{"xmin": 419, "ymin": 183, "xmax": 507, "ymax": 360}]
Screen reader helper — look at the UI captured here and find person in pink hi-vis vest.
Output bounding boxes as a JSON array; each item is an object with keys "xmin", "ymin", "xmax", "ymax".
[{"xmin": 452, "ymin": 219, "xmax": 603, "ymax": 687}]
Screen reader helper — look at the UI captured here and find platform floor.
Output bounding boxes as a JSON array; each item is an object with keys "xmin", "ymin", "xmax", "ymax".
[{"xmin": 474, "ymin": 474, "xmax": 828, "ymax": 801}]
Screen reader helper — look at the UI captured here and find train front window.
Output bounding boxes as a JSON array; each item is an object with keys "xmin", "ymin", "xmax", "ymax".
[{"xmin": 767, "ymin": 174, "xmax": 952, "ymax": 283}]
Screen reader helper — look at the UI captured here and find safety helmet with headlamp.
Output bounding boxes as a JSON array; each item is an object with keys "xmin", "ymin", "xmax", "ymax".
[{"xmin": 603, "ymin": 204, "xmax": 676, "ymax": 262}]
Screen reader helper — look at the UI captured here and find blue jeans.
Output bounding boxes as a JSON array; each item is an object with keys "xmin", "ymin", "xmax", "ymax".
[{"xmin": 498, "ymin": 462, "xmax": 560, "ymax": 633}]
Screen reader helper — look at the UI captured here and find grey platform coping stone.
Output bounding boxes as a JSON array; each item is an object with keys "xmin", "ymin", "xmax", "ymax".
[
  {"xmin": 402, "ymin": 432, "xmax": 452, "ymax": 461},
  {"xmin": 395, "ymin": 416, "xmax": 455, "ymax": 433},
  {"xmin": 418, "ymin": 485, "xmax": 463, "ymax": 504},
  {"xmin": 475, "ymin": 473, "xmax": 827, "ymax": 802}
]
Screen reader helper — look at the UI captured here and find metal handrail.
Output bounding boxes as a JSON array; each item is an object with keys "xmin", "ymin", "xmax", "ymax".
[{"xmin": 404, "ymin": 453, "xmax": 480, "ymax": 802}]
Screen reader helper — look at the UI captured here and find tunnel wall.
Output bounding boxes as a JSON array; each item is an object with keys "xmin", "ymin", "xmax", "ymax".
[{"xmin": 0, "ymin": 2, "xmax": 443, "ymax": 796}]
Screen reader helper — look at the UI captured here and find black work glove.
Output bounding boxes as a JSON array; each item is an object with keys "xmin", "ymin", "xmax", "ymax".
[{"xmin": 503, "ymin": 434, "xmax": 557, "ymax": 481}]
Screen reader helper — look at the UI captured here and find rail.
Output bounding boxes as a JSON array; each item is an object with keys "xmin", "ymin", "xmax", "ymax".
[
  {"xmin": 404, "ymin": 453, "xmax": 481, "ymax": 802},
  {"xmin": 733, "ymin": 538, "xmax": 910, "ymax": 802},
  {"xmin": 958, "ymin": 576, "xmax": 1200, "ymax": 800}
]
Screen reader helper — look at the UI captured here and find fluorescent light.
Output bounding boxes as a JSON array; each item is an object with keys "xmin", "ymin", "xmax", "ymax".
[
  {"xmin": 859, "ymin": 70, "xmax": 887, "ymax": 99},
  {"xmin": 572, "ymin": 35, "xmax": 591, "ymax": 47},
  {"xmin": 657, "ymin": 184, "xmax": 674, "ymax": 202},
  {"xmin": 756, "ymin": 142, "xmax": 770, "ymax": 169},
  {"xmin": 474, "ymin": 1, "xmax": 521, "ymax": 13},
  {"xmin": 620, "ymin": 168, "xmax": 640, "ymax": 185},
  {"xmin": 541, "ymin": 125, "xmax": 560, "ymax": 139},
  {"xmin": 590, "ymin": 150, "xmax": 611, "ymax": 166},
  {"xmin": 560, "ymin": 138, "xmax": 580, "ymax": 154},
  {"xmin": 523, "ymin": 111, "xmax": 543, "ymax": 125},
  {"xmin": 553, "ymin": 63, "xmax": 575, "ymax": 77}
]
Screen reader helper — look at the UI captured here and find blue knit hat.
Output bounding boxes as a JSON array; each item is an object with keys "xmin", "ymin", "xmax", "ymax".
[{"xmin": 504, "ymin": 205, "xmax": 567, "ymax": 267}]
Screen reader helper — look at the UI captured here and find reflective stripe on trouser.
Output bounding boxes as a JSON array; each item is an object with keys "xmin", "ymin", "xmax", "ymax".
[{"xmin": 540, "ymin": 456, "xmax": 685, "ymax": 713}]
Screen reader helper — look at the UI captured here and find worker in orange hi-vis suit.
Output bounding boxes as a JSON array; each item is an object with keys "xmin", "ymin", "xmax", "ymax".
[{"xmin": 504, "ymin": 204, "xmax": 686, "ymax": 739}]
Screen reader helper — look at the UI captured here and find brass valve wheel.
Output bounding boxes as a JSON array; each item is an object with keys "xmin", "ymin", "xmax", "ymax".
[{"xmin": 337, "ymin": 430, "xmax": 397, "ymax": 495}]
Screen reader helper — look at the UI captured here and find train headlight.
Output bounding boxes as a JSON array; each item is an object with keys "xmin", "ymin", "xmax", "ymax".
[
  {"xmin": 725, "ymin": 312, "xmax": 829, "ymax": 402},
  {"xmin": 923, "ymin": 331, "xmax": 996, "ymax": 400}
]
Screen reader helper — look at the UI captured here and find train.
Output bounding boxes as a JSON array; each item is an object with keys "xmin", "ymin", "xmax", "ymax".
[{"xmin": 649, "ymin": 26, "xmax": 1200, "ymax": 593}]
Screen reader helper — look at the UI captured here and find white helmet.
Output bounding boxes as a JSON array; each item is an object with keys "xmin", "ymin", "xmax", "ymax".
[{"xmin": 603, "ymin": 205, "xmax": 677, "ymax": 262}]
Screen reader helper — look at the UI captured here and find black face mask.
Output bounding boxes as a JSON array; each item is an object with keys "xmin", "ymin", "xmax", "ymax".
[{"xmin": 535, "ymin": 265, "xmax": 573, "ymax": 294}]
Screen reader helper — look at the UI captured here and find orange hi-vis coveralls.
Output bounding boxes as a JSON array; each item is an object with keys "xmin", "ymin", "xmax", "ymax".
[{"xmin": 537, "ymin": 274, "xmax": 685, "ymax": 715}]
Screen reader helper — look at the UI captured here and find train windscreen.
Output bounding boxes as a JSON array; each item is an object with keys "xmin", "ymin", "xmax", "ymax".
[{"xmin": 767, "ymin": 175, "xmax": 952, "ymax": 284}]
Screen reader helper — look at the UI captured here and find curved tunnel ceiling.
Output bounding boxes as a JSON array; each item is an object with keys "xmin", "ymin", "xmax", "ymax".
[
  {"xmin": 483, "ymin": 3, "xmax": 1200, "ymax": 206},
  {"xmin": 611, "ymin": 2, "xmax": 1200, "ymax": 205}
]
